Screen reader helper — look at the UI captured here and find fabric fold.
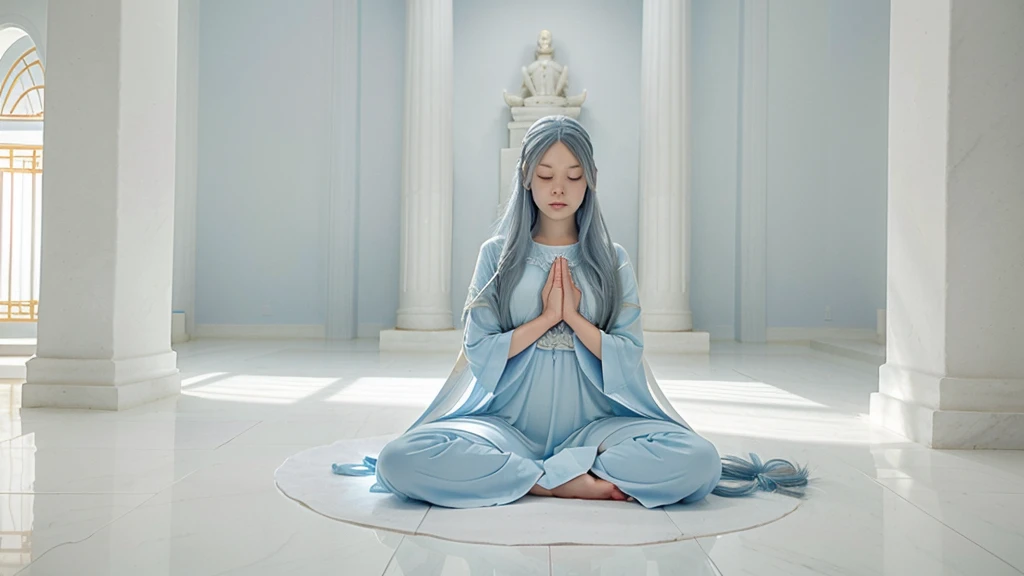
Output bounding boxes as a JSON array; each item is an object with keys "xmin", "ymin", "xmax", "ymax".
[{"xmin": 535, "ymin": 445, "xmax": 599, "ymax": 490}]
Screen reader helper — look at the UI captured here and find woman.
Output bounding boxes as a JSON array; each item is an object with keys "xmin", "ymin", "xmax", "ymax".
[{"xmin": 335, "ymin": 116, "xmax": 807, "ymax": 508}]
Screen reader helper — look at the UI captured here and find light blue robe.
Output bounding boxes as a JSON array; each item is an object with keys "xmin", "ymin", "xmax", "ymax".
[{"xmin": 336, "ymin": 237, "xmax": 723, "ymax": 509}]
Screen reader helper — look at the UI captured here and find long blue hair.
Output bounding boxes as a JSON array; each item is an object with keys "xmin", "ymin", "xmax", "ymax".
[{"xmin": 464, "ymin": 115, "xmax": 621, "ymax": 332}]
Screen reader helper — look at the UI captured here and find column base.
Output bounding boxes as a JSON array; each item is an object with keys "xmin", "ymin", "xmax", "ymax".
[
  {"xmin": 642, "ymin": 331, "xmax": 710, "ymax": 354},
  {"xmin": 870, "ymin": 392, "xmax": 1024, "ymax": 449},
  {"xmin": 23, "ymin": 351, "xmax": 180, "ymax": 410},
  {"xmin": 379, "ymin": 328, "xmax": 464, "ymax": 353},
  {"xmin": 395, "ymin": 310, "xmax": 454, "ymax": 332},
  {"xmin": 879, "ymin": 363, "xmax": 1024, "ymax": 412},
  {"xmin": 641, "ymin": 309, "xmax": 694, "ymax": 332}
]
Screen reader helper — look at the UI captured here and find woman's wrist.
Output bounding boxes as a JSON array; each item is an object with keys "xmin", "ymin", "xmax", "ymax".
[
  {"xmin": 540, "ymin": 310, "xmax": 561, "ymax": 329},
  {"xmin": 563, "ymin": 310, "xmax": 584, "ymax": 329},
  {"xmin": 566, "ymin": 312, "xmax": 602, "ymax": 359}
]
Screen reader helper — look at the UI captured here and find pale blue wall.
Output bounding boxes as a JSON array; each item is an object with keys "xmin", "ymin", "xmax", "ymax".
[
  {"xmin": 767, "ymin": 0, "xmax": 832, "ymax": 330},
  {"xmin": 194, "ymin": 0, "xmax": 406, "ymax": 334},
  {"xmin": 766, "ymin": 0, "xmax": 889, "ymax": 330},
  {"xmin": 822, "ymin": 0, "xmax": 889, "ymax": 329},
  {"xmin": 451, "ymin": 0, "xmax": 643, "ymax": 327},
  {"xmin": 691, "ymin": 0, "xmax": 889, "ymax": 339},
  {"xmin": 191, "ymin": 0, "xmax": 889, "ymax": 337},
  {"xmin": 355, "ymin": 0, "xmax": 405, "ymax": 336},
  {"xmin": 195, "ymin": 0, "xmax": 333, "ymax": 326},
  {"xmin": 691, "ymin": 0, "xmax": 741, "ymax": 340}
]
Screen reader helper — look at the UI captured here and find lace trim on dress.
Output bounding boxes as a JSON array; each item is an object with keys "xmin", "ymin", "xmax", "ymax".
[
  {"xmin": 536, "ymin": 321, "xmax": 575, "ymax": 350},
  {"xmin": 525, "ymin": 253, "xmax": 579, "ymax": 272}
]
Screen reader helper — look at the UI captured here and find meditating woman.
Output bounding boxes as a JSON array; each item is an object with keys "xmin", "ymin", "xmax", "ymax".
[{"xmin": 335, "ymin": 115, "xmax": 807, "ymax": 508}]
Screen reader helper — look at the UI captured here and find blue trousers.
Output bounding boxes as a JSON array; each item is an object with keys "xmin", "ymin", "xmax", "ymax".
[{"xmin": 374, "ymin": 415, "xmax": 722, "ymax": 509}]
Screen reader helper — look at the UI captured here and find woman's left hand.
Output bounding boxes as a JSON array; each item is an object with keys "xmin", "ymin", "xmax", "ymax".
[{"xmin": 561, "ymin": 258, "xmax": 582, "ymax": 320}]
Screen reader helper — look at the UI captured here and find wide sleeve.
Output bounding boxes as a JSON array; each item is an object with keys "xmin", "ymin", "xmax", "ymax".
[
  {"xmin": 574, "ymin": 244, "xmax": 644, "ymax": 396},
  {"xmin": 462, "ymin": 239, "xmax": 517, "ymax": 395}
]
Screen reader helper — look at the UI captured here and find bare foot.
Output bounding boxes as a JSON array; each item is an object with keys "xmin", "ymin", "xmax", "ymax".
[{"xmin": 532, "ymin": 474, "xmax": 634, "ymax": 502}]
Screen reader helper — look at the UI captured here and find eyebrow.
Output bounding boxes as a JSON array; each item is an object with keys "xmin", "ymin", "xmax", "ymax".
[{"xmin": 539, "ymin": 163, "xmax": 582, "ymax": 169}]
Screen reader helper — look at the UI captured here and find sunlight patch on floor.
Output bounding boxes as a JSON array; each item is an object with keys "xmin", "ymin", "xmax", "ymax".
[
  {"xmin": 326, "ymin": 377, "xmax": 445, "ymax": 407},
  {"xmin": 185, "ymin": 375, "xmax": 338, "ymax": 404},
  {"xmin": 658, "ymin": 379, "xmax": 827, "ymax": 408}
]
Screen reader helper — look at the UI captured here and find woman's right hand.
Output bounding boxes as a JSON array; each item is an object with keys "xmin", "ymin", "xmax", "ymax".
[{"xmin": 541, "ymin": 257, "xmax": 564, "ymax": 326}]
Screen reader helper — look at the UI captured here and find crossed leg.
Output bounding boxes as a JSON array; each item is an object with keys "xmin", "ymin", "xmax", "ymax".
[{"xmin": 374, "ymin": 415, "xmax": 721, "ymax": 509}]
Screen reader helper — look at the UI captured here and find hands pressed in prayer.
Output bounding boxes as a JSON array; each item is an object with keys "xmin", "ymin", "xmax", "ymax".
[
  {"xmin": 536, "ymin": 257, "xmax": 603, "ymax": 359},
  {"xmin": 541, "ymin": 257, "xmax": 566, "ymax": 326},
  {"xmin": 510, "ymin": 256, "xmax": 573, "ymax": 358},
  {"xmin": 541, "ymin": 257, "xmax": 583, "ymax": 327}
]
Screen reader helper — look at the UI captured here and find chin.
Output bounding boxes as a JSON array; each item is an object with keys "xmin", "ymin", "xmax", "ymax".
[{"xmin": 544, "ymin": 209, "xmax": 576, "ymax": 221}]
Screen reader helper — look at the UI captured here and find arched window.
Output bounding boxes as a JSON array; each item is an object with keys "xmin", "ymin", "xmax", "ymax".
[{"xmin": 0, "ymin": 27, "xmax": 42, "ymax": 323}]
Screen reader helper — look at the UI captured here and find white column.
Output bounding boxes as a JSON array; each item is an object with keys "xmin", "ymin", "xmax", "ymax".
[
  {"xmin": 870, "ymin": 0, "xmax": 1024, "ymax": 449},
  {"xmin": 23, "ymin": 0, "xmax": 181, "ymax": 410},
  {"xmin": 381, "ymin": 0, "xmax": 459, "ymax": 351},
  {"xmin": 637, "ymin": 0, "xmax": 708, "ymax": 353}
]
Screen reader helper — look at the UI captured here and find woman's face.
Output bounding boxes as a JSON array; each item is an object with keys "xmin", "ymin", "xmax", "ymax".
[{"xmin": 530, "ymin": 141, "xmax": 587, "ymax": 224}]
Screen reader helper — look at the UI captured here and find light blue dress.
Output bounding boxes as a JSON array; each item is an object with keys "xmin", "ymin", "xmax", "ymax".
[{"xmin": 339, "ymin": 237, "xmax": 722, "ymax": 509}]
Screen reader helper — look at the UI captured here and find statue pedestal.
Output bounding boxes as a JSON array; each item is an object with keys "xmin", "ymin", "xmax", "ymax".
[{"xmin": 499, "ymin": 106, "xmax": 582, "ymax": 215}]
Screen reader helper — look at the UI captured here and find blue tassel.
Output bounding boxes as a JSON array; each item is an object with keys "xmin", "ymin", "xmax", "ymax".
[
  {"xmin": 712, "ymin": 453, "xmax": 810, "ymax": 498},
  {"xmin": 331, "ymin": 456, "xmax": 393, "ymax": 494},
  {"xmin": 331, "ymin": 455, "xmax": 378, "ymax": 477}
]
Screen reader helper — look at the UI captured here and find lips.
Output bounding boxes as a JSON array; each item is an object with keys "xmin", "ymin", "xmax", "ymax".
[{"xmin": 550, "ymin": 203, "xmax": 567, "ymax": 209}]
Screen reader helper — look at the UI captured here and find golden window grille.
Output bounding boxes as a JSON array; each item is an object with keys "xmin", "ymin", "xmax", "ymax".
[
  {"xmin": 0, "ymin": 46, "xmax": 44, "ymax": 119},
  {"xmin": 0, "ymin": 145, "xmax": 42, "ymax": 322}
]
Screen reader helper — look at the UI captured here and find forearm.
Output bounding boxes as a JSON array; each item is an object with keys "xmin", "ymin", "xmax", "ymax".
[
  {"xmin": 565, "ymin": 312, "xmax": 602, "ymax": 359},
  {"xmin": 508, "ymin": 313, "xmax": 559, "ymax": 358}
]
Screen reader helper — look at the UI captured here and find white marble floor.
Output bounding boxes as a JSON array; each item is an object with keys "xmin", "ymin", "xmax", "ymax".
[{"xmin": 2, "ymin": 339, "xmax": 1023, "ymax": 575}]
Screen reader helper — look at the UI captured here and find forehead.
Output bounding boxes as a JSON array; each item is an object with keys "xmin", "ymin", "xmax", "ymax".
[{"xmin": 538, "ymin": 141, "xmax": 581, "ymax": 167}]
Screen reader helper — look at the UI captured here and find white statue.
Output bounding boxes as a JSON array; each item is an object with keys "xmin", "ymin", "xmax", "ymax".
[
  {"xmin": 503, "ymin": 30, "xmax": 587, "ymax": 109},
  {"xmin": 498, "ymin": 30, "xmax": 587, "ymax": 214}
]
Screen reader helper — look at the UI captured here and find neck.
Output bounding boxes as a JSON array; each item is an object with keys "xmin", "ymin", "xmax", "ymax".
[{"xmin": 534, "ymin": 215, "xmax": 578, "ymax": 245}]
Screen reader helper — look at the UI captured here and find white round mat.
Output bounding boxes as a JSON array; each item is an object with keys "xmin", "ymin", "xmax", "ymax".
[{"xmin": 274, "ymin": 435, "xmax": 801, "ymax": 546}]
